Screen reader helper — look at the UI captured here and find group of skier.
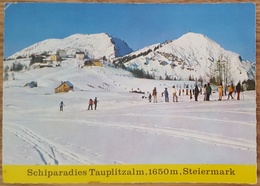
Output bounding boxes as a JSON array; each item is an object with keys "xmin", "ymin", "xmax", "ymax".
[
  {"xmin": 218, "ymin": 81, "xmax": 242, "ymax": 101},
  {"xmin": 148, "ymin": 81, "xmax": 243, "ymax": 103},
  {"xmin": 59, "ymin": 97, "xmax": 98, "ymax": 111},
  {"xmin": 88, "ymin": 97, "xmax": 98, "ymax": 110},
  {"xmin": 59, "ymin": 82, "xmax": 243, "ymax": 111}
]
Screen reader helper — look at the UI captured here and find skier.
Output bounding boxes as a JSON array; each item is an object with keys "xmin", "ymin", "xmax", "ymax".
[
  {"xmin": 148, "ymin": 93, "xmax": 152, "ymax": 103},
  {"xmin": 206, "ymin": 83, "xmax": 212, "ymax": 101},
  {"xmin": 218, "ymin": 83, "xmax": 223, "ymax": 101},
  {"xmin": 164, "ymin": 88, "xmax": 169, "ymax": 102},
  {"xmin": 172, "ymin": 85, "xmax": 178, "ymax": 102},
  {"xmin": 152, "ymin": 87, "xmax": 157, "ymax": 103},
  {"xmin": 203, "ymin": 84, "xmax": 207, "ymax": 101},
  {"xmin": 94, "ymin": 97, "xmax": 98, "ymax": 110},
  {"xmin": 60, "ymin": 101, "xmax": 65, "ymax": 111},
  {"xmin": 231, "ymin": 83, "xmax": 236, "ymax": 97},
  {"xmin": 88, "ymin": 99, "xmax": 94, "ymax": 110},
  {"xmin": 186, "ymin": 88, "xmax": 189, "ymax": 96},
  {"xmin": 227, "ymin": 85, "xmax": 234, "ymax": 99},
  {"xmin": 236, "ymin": 81, "xmax": 242, "ymax": 100},
  {"xmin": 194, "ymin": 85, "xmax": 199, "ymax": 101}
]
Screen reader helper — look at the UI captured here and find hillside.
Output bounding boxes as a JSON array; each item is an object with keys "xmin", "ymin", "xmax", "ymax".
[
  {"xmin": 117, "ymin": 32, "xmax": 255, "ymax": 84},
  {"xmin": 6, "ymin": 32, "xmax": 255, "ymax": 84},
  {"xmin": 8, "ymin": 33, "xmax": 133, "ymax": 60}
]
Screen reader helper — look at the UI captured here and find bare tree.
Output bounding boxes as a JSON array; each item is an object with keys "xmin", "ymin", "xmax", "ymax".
[{"xmin": 210, "ymin": 54, "xmax": 231, "ymax": 86}]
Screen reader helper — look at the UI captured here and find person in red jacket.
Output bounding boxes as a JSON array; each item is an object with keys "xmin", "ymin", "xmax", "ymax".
[
  {"xmin": 152, "ymin": 87, "xmax": 157, "ymax": 103},
  {"xmin": 88, "ymin": 99, "xmax": 94, "ymax": 110}
]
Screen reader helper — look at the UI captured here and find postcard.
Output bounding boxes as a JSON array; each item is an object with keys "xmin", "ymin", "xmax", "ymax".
[{"xmin": 2, "ymin": 2, "xmax": 257, "ymax": 184}]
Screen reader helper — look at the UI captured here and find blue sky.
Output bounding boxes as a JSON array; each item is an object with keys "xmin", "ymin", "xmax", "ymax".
[{"xmin": 4, "ymin": 3, "xmax": 256, "ymax": 61}]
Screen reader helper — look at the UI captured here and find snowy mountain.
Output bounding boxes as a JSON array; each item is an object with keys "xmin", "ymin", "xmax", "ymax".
[
  {"xmin": 115, "ymin": 32, "xmax": 255, "ymax": 84},
  {"xmin": 241, "ymin": 60, "xmax": 256, "ymax": 80},
  {"xmin": 8, "ymin": 33, "xmax": 133, "ymax": 60},
  {"xmin": 7, "ymin": 32, "xmax": 255, "ymax": 84}
]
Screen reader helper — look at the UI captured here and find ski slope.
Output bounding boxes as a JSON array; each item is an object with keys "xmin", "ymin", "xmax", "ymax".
[{"xmin": 3, "ymin": 59, "xmax": 256, "ymax": 165}]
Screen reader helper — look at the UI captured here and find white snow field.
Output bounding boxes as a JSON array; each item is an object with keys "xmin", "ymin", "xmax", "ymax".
[{"xmin": 3, "ymin": 59, "xmax": 256, "ymax": 165}]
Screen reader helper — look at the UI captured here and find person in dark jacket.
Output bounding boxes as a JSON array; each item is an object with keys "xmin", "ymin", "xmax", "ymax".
[
  {"xmin": 60, "ymin": 101, "xmax": 65, "ymax": 111},
  {"xmin": 236, "ymin": 81, "xmax": 242, "ymax": 100},
  {"xmin": 194, "ymin": 85, "xmax": 199, "ymax": 101},
  {"xmin": 148, "ymin": 93, "xmax": 152, "ymax": 103},
  {"xmin": 164, "ymin": 88, "xmax": 169, "ymax": 102},
  {"xmin": 206, "ymin": 83, "xmax": 212, "ymax": 101},
  {"xmin": 94, "ymin": 97, "xmax": 98, "ymax": 110}
]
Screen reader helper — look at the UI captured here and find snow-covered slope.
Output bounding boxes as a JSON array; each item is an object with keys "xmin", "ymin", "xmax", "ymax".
[
  {"xmin": 8, "ymin": 33, "xmax": 133, "ymax": 60},
  {"xmin": 241, "ymin": 60, "xmax": 256, "ymax": 80},
  {"xmin": 120, "ymin": 32, "xmax": 255, "ymax": 84},
  {"xmin": 3, "ymin": 58, "xmax": 256, "ymax": 165}
]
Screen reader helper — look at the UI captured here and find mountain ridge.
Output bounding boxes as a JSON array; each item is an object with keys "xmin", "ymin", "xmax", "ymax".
[
  {"xmin": 7, "ymin": 32, "xmax": 255, "ymax": 83},
  {"xmin": 116, "ymin": 32, "xmax": 254, "ymax": 83},
  {"xmin": 8, "ymin": 33, "xmax": 133, "ymax": 60}
]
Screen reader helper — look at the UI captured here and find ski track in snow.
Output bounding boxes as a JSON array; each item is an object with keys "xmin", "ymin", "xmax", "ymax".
[
  {"xmin": 4, "ymin": 124, "xmax": 95, "ymax": 165},
  {"xmin": 41, "ymin": 117, "xmax": 255, "ymax": 152},
  {"xmin": 135, "ymin": 113, "xmax": 255, "ymax": 126}
]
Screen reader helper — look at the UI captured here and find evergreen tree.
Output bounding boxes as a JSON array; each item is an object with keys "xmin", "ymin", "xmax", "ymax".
[{"xmin": 242, "ymin": 79, "xmax": 255, "ymax": 90}]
